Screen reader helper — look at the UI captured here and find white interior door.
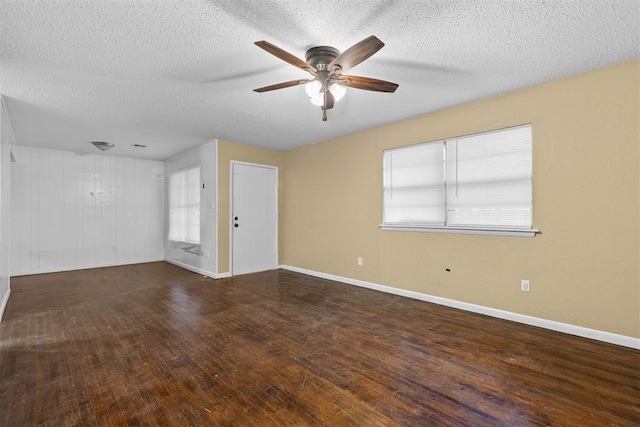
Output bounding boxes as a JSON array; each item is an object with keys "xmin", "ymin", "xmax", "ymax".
[{"xmin": 231, "ymin": 162, "xmax": 277, "ymax": 275}]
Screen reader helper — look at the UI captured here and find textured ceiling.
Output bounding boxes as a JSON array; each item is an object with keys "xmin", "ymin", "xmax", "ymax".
[{"xmin": 1, "ymin": 0, "xmax": 638, "ymax": 160}]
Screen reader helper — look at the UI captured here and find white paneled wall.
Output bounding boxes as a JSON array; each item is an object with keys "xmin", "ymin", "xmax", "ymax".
[{"xmin": 10, "ymin": 146, "xmax": 164, "ymax": 275}]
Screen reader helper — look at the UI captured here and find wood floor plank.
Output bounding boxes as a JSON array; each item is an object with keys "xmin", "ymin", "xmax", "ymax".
[{"xmin": 0, "ymin": 262, "xmax": 638, "ymax": 426}]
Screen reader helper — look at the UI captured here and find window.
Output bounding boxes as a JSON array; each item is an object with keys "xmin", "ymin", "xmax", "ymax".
[
  {"xmin": 168, "ymin": 167, "xmax": 201, "ymax": 244},
  {"xmin": 382, "ymin": 125, "xmax": 535, "ymax": 236}
]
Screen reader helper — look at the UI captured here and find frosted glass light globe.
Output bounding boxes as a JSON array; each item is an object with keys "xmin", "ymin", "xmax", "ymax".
[
  {"xmin": 330, "ymin": 83, "xmax": 346, "ymax": 101},
  {"xmin": 305, "ymin": 80, "xmax": 322, "ymax": 97},
  {"xmin": 310, "ymin": 93, "xmax": 324, "ymax": 106},
  {"xmin": 306, "ymin": 81, "xmax": 346, "ymax": 106}
]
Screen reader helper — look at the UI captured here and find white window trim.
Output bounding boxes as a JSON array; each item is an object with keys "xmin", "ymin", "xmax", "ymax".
[{"xmin": 379, "ymin": 224, "xmax": 539, "ymax": 237}]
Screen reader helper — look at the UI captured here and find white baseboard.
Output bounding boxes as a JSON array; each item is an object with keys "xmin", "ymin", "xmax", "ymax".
[
  {"xmin": 0, "ymin": 287, "xmax": 10, "ymax": 323},
  {"xmin": 279, "ymin": 264, "xmax": 640, "ymax": 350},
  {"xmin": 10, "ymin": 257, "xmax": 166, "ymax": 277},
  {"xmin": 163, "ymin": 258, "xmax": 229, "ymax": 279},
  {"xmin": 11, "ymin": 257, "xmax": 229, "ymax": 281}
]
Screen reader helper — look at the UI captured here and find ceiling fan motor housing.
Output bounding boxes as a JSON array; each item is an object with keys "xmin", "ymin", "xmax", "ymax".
[{"xmin": 305, "ymin": 46, "xmax": 340, "ymax": 71}]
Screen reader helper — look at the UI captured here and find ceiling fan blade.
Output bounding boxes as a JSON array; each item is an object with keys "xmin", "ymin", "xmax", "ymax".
[
  {"xmin": 338, "ymin": 75, "xmax": 398, "ymax": 93},
  {"xmin": 255, "ymin": 41, "xmax": 316, "ymax": 73},
  {"xmin": 324, "ymin": 89, "xmax": 335, "ymax": 110},
  {"xmin": 328, "ymin": 35, "xmax": 385, "ymax": 72},
  {"xmin": 254, "ymin": 79, "xmax": 311, "ymax": 93}
]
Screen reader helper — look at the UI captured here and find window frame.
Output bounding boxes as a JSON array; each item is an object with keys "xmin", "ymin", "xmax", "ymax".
[{"xmin": 380, "ymin": 125, "xmax": 538, "ymax": 237}]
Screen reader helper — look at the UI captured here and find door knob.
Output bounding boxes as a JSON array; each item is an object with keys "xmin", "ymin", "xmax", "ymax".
[
  {"xmin": 234, "ymin": 223, "xmax": 239, "ymax": 228},
  {"xmin": 234, "ymin": 216, "xmax": 238, "ymax": 220}
]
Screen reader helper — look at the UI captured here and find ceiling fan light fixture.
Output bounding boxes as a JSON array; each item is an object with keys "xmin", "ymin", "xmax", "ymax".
[
  {"xmin": 305, "ymin": 80, "xmax": 322, "ymax": 97},
  {"xmin": 306, "ymin": 81, "xmax": 346, "ymax": 106},
  {"xmin": 330, "ymin": 83, "xmax": 346, "ymax": 102},
  {"xmin": 91, "ymin": 141, "xmax": 114, "ymax": 151},
  {"xmin": 309, "ymin": 92, "xmax": 324, "ymax": 106}
]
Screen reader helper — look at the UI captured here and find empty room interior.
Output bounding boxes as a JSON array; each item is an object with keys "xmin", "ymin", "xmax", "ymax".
[{"xmin": 0, "ymin": 1, "xmax": 639, "ymax": 425}]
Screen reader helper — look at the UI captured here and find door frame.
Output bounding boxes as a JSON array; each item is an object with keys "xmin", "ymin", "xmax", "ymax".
[{"xmin": 229, "ymin": 160, "xmax": 278, "ymax": 276}]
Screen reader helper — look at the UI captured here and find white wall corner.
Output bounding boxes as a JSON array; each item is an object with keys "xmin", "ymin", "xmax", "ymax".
[
  {"xmin": 0, "ymin": 287, "xmax": 10, "ymax": 322},
  {"xmin": 0, "ymin": 95, "xmax": 15, "ymax": 320},
  {"xmin": 278, "ymin": 265, "xmax": 640, "ymax": 350}
]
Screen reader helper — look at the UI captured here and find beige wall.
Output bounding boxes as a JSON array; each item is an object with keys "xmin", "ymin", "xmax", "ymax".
[
  {"xmin": 281, "ymin": 59, "xmax": 640, "ymax": 338},
  {"xmin": 217, "ymin": 140, "xmax": 284, "ymax": 274}
]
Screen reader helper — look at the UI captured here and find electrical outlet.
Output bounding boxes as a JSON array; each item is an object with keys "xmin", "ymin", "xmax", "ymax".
[
  {"xmin": 521, "ymin": 280, "xmax": 530, "ymax": 292},
  {"xmin": 357, "ymin": 257, "xmax": 363, "ymax": 266}
]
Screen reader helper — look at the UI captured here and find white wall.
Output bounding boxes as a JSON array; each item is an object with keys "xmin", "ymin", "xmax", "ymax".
[
  {"xmin": 164, "ymin": 140, "xmax": 217, "ymax": 277},
  {"xmin": 0, "ymin": 97, "xmax": 15, "ymax": 320},
  {"xmin": 10, "ymin": 146, "xmax": 164, "ymax": 275}
]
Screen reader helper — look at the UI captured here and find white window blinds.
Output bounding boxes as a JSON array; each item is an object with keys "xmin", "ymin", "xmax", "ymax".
[
  {"xmin": 383, "ymin": 125, "xmax": 532, "ymax": 231},
  {"xmin": 446, "ymin": 125, "xmax": 532, "ymax": 228},
  {"xmin": 383, "ymin": 141, "xmax": 445, "ymax": 225},
  {"xmin": 168, "ymin": 167, "xmax": 201, "ymax": 244}
]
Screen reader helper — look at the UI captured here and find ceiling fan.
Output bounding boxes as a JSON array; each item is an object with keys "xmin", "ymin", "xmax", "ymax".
[{"xmin": 253, "ymin": 35, "xmax": 399, "ymax": 121}]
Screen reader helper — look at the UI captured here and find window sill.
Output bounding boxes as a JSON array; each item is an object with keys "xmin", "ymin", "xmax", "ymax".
[{"xmin": 379, "ymin": 224, "xmax": 539, "ymax": 237}]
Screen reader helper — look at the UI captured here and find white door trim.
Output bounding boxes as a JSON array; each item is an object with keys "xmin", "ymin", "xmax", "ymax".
[
  {"xmin": 214, "ymin": 139, "xmax": 219, "ymax": 276},
  {"xmin": 229, "ymin": 161, "xmax": 278, "ymax": 276}
]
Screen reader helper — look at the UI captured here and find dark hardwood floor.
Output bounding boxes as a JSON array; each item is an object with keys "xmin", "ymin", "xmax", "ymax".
[{"xmin": 0, "ymin": 262, "xmax": 638, "ymax": 426}]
